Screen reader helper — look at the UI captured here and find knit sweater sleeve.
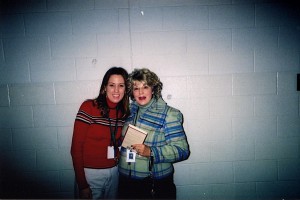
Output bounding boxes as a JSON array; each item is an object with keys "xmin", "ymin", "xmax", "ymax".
[{"xmin": 70, "ymin": 101, "xmax": 92, "ymax": 190}]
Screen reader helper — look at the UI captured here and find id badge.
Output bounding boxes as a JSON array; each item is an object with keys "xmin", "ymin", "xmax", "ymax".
[
  {"xmin": 107, "ymin": 146, "xmax": 115, "ymax": 159},
  {"xmin": 126, "ymin": 148, "xmax": 136, "ymax": 162}
]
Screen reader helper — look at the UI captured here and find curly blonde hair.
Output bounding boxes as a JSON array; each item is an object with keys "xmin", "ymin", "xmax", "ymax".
[{"xmin": 127, "ymin": 68, "xmax": 163, "ymax": 101}]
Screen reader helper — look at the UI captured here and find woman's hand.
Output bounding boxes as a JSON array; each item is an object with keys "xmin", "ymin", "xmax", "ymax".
[
  {"xmin": 79, "ymin": 187, "xmax": 92, "ymax": 199},
  {"xmin": 131, "ymin": 144, "xmax": 151, "ymax": 157}
]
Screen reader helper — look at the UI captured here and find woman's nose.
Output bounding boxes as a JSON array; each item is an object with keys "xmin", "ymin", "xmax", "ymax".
[{"xmin": 138, "ymin": 88, "xmax": 143, "ymax": 94}]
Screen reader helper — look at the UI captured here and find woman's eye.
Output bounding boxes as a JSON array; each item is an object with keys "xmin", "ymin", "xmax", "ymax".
[{"xmin": 133, "ymin": 87, "xmax": 139, "ymax": 91}]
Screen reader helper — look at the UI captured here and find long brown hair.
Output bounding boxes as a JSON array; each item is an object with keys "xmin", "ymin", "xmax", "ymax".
[{"xmin": 94, "ymin": 67, "xmax": 130, "ymax": 118}]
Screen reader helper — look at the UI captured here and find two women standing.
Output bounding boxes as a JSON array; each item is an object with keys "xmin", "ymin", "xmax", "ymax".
[{"xmin": 71, "ymin": 67, "xmax": 190, "ymax": 199}]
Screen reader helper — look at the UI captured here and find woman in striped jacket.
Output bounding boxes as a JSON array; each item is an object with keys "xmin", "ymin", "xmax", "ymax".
[{"xmin": 118, "ymin": 68, "xmax": 190, "ymax": 199}]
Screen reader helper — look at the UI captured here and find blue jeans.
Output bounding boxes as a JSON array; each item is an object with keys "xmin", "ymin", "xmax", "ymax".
[{"xmin": 84, "ymin": 166, "xmax": 118, "ymax": 199}]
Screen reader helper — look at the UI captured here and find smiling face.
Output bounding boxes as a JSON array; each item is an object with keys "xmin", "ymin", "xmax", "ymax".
[
  {"xmin": 132, "ymin": 80, "xmax": 153, "ymax": 106},
  {"xmin": 105, "ymin": 74, "xmax": 126, "ymax": 103}
]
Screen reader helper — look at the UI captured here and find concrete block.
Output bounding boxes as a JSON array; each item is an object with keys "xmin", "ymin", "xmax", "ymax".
[
  {"xmin": 0, "ymin": 106, "xmax": 33, "ymax": 128},
  {"xmin": 188, "ymin": 75, "xmax": 232, "ymax": 97},
  {"xmin": 130, "ymin": 7, "xmax": 163, "ymax": 32},
  {"xmin": 255, "ymin": 137, "xmax": 277, "ymax": 160},
  {"xmin": 233, "ymin": 73, "xmax": 276, "ymax": 95},
  {"xmin": 37, "ymin": 149, "xmax": 60, "ymax": 170},
  {"xmin": 278, "ymin": 159, "xmax": 300, "ymax": 180},
  {"xmin": 209, "ymin": 51, "xmax": 254, "ymax": 74},
  {"xmin": 212, "ymin": 184, "xmax": 234, "ymax": 200},
  {"xmin": 209, "ymin": 96, "xmax": 233, "ymax": 118},
  {"xmin": 234, "ymin": 160, "xmax": 277, "ymax": 182},
  {"xmin": 177, "ymin": 185, "xmax": 211, "ymax": 200},
  {"xmin": 186, "ymin": 141, "xmax": 211, "ymax": 163},
  {"xmin": 278, "ymin": 116, "xmax": 300, "ymax": 137},
  {"xmin": 48, "ymin": 0, "xmax": 94, "ymax": 11},
  {"xmin": 0, "ymin": 128, "xmax": 12, "ymax": 151},
  {"xmin": 58, "ymin": 127, "xmax": 73, "ymax": 149},
  {"xmin": 11, "ymin": 150, "xmax": 37, "ymax": 172},
  {"xmin": 30, "ymin": 59, "xmax": 76, "ymax": 82},
  {"xmin": 209, "ymin": 162, "xmax": 234, "ymax": 183},
  {"xmin": 54, "ymin": 81, "xmax": 99, "ymax": 104},
  {"xmin": 59, "ymin": 170, "xmax": 75, "ymax": 192},
  {"xmin": 51, "ymin": 35, "xmax": 97, "ymax": 58},
  {"xmin": 209, "ymin": 4, "xmax": 254, "ymax": 29},
  {"xmin": 75, "ymin": 57, "xmax": 132, "ymax": 81},
  {"xmin": 0, "ymin": 14, "xmax": 25, "ymax": 36},
  {"xmin": 72, "ymin": 10, "xmax": 119, "ymax": 34},
  {"xmin": 255, "ymin": 49, "xmax": 299, "ymax": 72},
  {"xmin": 9, "ymin": 83, "xmax": 55, "ymax": 105},
  {"xmin": 25, "ymin": 13, "xmax": 72, "ymax": 35},
  {"xmin": 232, "ymin": 96, "xmax": 254, "ymax": 117},
  {"xmin": 234, "ymin": 138, "xmax": 255, "ymax": 161},
  {"xmin": 279, "ymin": 26, "xmax": 300, "ymax": 51},
  {"xmin": 3, "ymin": 37, "xmax": 51, "ymax": 61},
  {"xmin": 184, "ymin": 98, "xmax": 210, "ymax": 120},
  {"xmin": 209, "ymin": 118, "xmax": 232, "ymax": 141},
  {"xmin": 95, "ymin": 0, "xmax": 128, "ymax": 9},
  {"xmin": 163, "ymin": 6, "xmax": 208, "ymax": 30},
  {"xmin": 255, "ymin": 94, "xmax": 299, "ymax": 116},
  {"xmin": 12, "ymin": 127, "xmax": 58, "ymax": 150},
  {"xmin": 0, "ymin": 85, "xmax": 9, "ymax": 106},
  {"xmin": 187, "ymin": 29, "xmax": 232, "ymax": 53},
  {"xmin": 138, "ymin": 31, "xmax": 186, "ymax": 55},
  {"xmin": 97, "ymin": 32, "xmax": 131, "ymax": 57},
  {"xmin": 232, "ymin": 117, "xmax": 277, "ymax": 139},
  {"xmin": 277, "ymin": 72, "xmax": 299, "ymax": 95},
  {"xmin": 276, "ymin": 138, "xmax": 299, "ymax": 159},
  {"xmin": 33, "ymin": 104, "xmax": 78, "ymax": 127},
  {"xmin": 232, "ymin": 27, "xmax": 278, "ymax": 51},
  {"xmin": 211, "ymin": 140, "xmax": 235, "ymax": 161},
  {"xmin": 160, "ymin": 76, "xmax": 187, "ymax": 99}
]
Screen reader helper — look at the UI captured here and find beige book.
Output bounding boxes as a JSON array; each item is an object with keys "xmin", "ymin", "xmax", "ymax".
[{"xmin": 121, "ymin": 124, "xmax": 148, "ymax": 148}]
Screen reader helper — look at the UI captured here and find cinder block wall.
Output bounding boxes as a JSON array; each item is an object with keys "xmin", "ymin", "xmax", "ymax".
[{"xmin": 0, "ymin": 0, "xmax": 299, "ymax": 199}]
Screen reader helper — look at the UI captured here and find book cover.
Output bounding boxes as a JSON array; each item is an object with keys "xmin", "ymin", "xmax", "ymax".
[{"xmin": 121, "ymin": 124, "xmax": 148, "ymax": 148}]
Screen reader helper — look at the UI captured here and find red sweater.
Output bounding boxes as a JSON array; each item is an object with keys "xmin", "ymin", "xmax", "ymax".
[{"xmin": 71, "ymin": 99, "xmax": 124, "ymax": 190}]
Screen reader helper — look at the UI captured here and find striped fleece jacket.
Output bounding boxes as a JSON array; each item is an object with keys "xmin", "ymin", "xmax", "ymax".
[{"xmin": 118, "ymin": 97, "xmax": 190, "ymax": 179}]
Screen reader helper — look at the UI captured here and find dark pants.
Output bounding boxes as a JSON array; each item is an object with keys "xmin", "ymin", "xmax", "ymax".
[{"xmin": 118, "ymin": 174, "xmax": 176, "ymax": 199}]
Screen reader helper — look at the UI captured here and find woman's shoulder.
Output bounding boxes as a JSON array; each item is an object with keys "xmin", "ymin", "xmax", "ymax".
[
  {"xmin": 79, "ymin": 99, "xmax": 97, "ymax": 110},
  {"xmin": 166, "ymin": 105, "xmax": 181, "ymax": 115},
  {"xmin": 157, "ymin": 98, "xmax": 181, "ymax": 114},
  {"xmin": 164, "ymin": 104, "xmax": 184, "ymax": 123}
]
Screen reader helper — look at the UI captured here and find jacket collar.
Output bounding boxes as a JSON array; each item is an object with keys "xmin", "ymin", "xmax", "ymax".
[{"xmin": 131, "ymin": 97, "xmax": 166, "ymax": 114}]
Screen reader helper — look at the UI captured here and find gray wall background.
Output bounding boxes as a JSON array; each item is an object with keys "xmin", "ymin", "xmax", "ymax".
[{"xmin": 0, "ymin": 0, "xmax": 299, "ymax": 199}]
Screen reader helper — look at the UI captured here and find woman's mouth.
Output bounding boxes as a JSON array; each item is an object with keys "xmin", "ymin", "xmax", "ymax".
[{"xmin": 138, "ymin": 96, "xmax": 146, "ymax": 101}]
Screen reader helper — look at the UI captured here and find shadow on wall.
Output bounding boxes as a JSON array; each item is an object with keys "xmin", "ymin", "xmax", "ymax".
[
  {"xmin": 0, "ymin": 157, "xmax": 72, "ymax": 199},
  {"xmin": 0, "ymin": 0, "xmax": 58, "ymax": 196}
]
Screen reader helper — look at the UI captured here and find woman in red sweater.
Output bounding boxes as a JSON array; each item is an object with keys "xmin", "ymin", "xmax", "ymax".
[{"xmin": 71, "ymin": 67, "xmax": 130, "ymax": 199}]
